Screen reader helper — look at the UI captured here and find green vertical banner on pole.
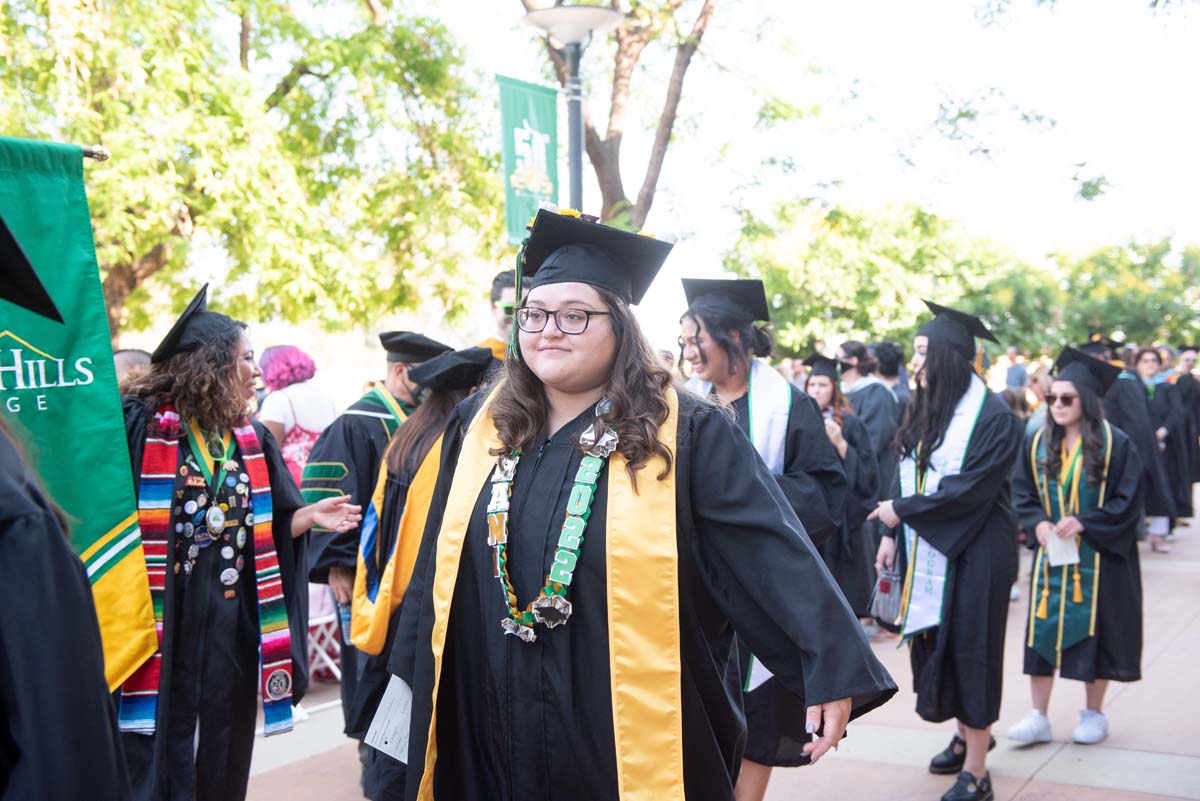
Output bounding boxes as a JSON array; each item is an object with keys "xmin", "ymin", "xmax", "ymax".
[
  {"xmin": 0, "ymin": 135, "xmax": 157, "ymax": 691},
  {"xmin": 498, "ymin": 75, "xmax": 559, "ymax": 244}
]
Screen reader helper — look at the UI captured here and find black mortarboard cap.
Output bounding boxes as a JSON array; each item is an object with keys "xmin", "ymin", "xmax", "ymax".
[
  {"xmin": 802, "ymin": 353, "xmax": 840, "ymax": 379},
  {"xmin": 408, "ymin": 346, "xmax": 493, "ymax": 392},
  {"xmin": 1084, "ymin": 333, "xmax": 1125, "ymax": 351},
  {"xmin": 917, "ymin": 300, "xmax": 998, "ymax": 360},
  {"xmin": 520, "ymin": 210, "xmax": 673, "ymax": 305},
  {"xmin": 1054, "ymin": 346, "xmax": 1121, "ymax": 399},
  {"xmin": 0, "ymin": 212, "xmax": 63, "ymax": 323},
  {"xmin": 379, "ymin": 331, "xmax": 451, "ymax": 364},
  {"xmin": 151, "ymin": 284, "xmax": 241, "ymax": 364},
  {"xmin": 681, "ymin": 278, "xmax": 771, "ymax": 323}
]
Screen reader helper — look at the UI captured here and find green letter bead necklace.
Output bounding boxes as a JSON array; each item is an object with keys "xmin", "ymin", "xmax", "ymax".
[{"xmin": 487, "ymin": 399, "xmax": 618, "ymax": 643}]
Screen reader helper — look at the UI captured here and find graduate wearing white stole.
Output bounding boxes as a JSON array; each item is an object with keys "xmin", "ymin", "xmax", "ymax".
[{"xmin": 871, "ymin": 301, "xmax": 1022, "ymax": 801}]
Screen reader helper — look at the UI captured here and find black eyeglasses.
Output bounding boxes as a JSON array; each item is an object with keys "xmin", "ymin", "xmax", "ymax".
[
  {"xmin": 1046, "ymin": 393, "xmax": 1077, "ymax": 406},
  {"xmin": 515, "ymin": 306, "xmax": 611, "ymax": 335}
]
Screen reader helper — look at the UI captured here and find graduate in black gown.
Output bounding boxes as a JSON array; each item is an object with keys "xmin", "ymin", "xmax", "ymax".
[
  {"xmin": 871, "ymin": 301, "xmax": 1021, "ymax": 801},
  {"xmin": 383, "ymin": 210, "xmax": 895, "ymax": 801},
  {"xmin": 678, "ymin": 279, "xmax": 850, "ymax": 801},
  {"xmin": 803, "ymin": 354, "xmax": 880, "ymax": 617},
  {"xmin": 1133, "ymin": 347, "xmax": 1189, "ymax": 548},
  {"xmin": 119, "ymin": 287, "xmax": 362, "ymax": 801},
  {"xmin": 0, "ymin": 419, "xmax": 131, "ymax": 801},
  {"xmin": 1174, "ymin": 345, "xmax": 1200, "ymax": 484},
  {"xmin": 1081, "ymin": 340, "xmax": 1176, "ymax": 537},
  {"xmin": 354, "ymin": 347, "xmax": 495, "ymax": 801},
  {"xmin": 302, "ymin": 331, "xmax": 450, "ymax": 744},
  {"xmin": 1005, "ymin": 348, "xmax": 1143, "ymax": 748}
]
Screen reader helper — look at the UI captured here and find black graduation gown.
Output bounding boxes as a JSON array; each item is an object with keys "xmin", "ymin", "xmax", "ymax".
[
  {"xmin": 388, "ymin": 392, "xmax": 896, "ymax": 801},
  {"xmin": 358, "ymin": 461, "xmax": 419, "ymax": 801},
  {"xmin": 728, "ymin": 386, "xmax": 848, "ymax": 548},
  {"xmin": 848, "ymin": 380, "xmax": 900, "ymax": 550},
  {"xmin": 1147, "ymin": 381, "xmax": 1193, "ymax": 518},
  {"xmin": 730, "ymin": 386, "xmax": 850, "ymax": 766},
  {"xmin": 818, "ymin": 413, "xmax": 880, "ymax": 616},
  {"xmin": 1105, "ymin": 375, "xmax": 1175, "ymax": 519},
  {"xmin": 302, "ymin": 392, "xmax": 413, "ymax": 737},
  {"xmin": 1177, "ymin": 373, "xmax": 1200, "ymax": 483},
  {"xmin": 1011, "ymin": 426, "xmax": 1144, "ymax": 683},
  {"xmin": 888, "ymin": 392, "xmax": 1021, "ymax": 729},
  {"xmin": 120, "ymin": 398, "xmax": 308, "ymax": 801},
  {"xmin": 0, "ymin": 433, "xmax": 131, "ymax": 801}
]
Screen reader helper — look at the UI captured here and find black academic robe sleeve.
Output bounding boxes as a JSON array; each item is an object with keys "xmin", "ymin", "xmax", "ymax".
[
  {"xmin": 303, "ymin": 415, "xmax": 375, "ymax": 582},
  {"xmin": 256, "ymin": 420, "xmax": 311, "ymax": 703},
  {"xmin": 776, "ymin": 390, "xmax": 848, "ymax": 548},
  {"xmin": 1104, "ymin": 378, "xmax": 1175, "ymax": 518},
  {"xmin": 840, "ymin": 413, "xmax": 879, "ymax": 533},
  {"xmin": 0, "ymin": 435, "xmax": 131, "ymax": 801},
  {"xmin": 683, "ymin": 402, "xmax": 897, "ymax": 713},
  {"xmin": 891, "ymin": 402, "xmax": 1022, "ymax": 561}
]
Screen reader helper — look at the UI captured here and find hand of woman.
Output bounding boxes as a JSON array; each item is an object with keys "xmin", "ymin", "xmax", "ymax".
[
  {"xmin": 1035, "ymin": 521, "xmax": 1055, "ymax": 548},
  {"xmin": 801, "ymin": 697, "xmax": 852, "ymax": 764},
  {"xmin": 867, "ymin": 499, "xmax": 900, "ymax": 529},
  {"xmin": 1055, "ymin": 515, "xmax": 1084, "ymax": 539},
  {"xmin": 875, "ymin": 535, "xmax": 896, "ymax": 573},
  {"xmin": 291, "ymin": 494, "xmax": 364, "ymax": 539},
  {"xmin": 820, "ymin": 419, "xmax": 849, "ymax": 455}
]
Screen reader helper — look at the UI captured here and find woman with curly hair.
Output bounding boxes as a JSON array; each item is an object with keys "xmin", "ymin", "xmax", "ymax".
[
  {"xmin": 1006, "ymin": 347, "xmax": 1144, "ymax": 748},
  {"xmin": 118, "ymin": 285, "xmax": 361, "ymax": 801},
  {"xmin": 258, "ymin": 344, "xmax": 337, "ymax": 484},
  {"xmin": 384, "ymin": 211, "xmax": 895, "ymax": 801}
]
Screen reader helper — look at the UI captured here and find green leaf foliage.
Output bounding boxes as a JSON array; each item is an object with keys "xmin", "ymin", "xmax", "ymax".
[{"xmin": 0, "ymin": 0, "xmax": 503, "ymax": 340}]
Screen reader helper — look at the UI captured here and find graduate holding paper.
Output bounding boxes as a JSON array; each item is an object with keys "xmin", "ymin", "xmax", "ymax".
[
  {"xmin": 872, "ymin": 301, "xmax": 1022, "ymax": 801},
  {"xmin": 1006, "ymin": 348, "xmax": 1144, "ymax": 748}
]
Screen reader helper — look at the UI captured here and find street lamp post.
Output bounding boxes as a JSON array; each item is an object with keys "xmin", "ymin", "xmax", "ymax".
[{"xmin": 522, "ymin": 4, "xmax": 623, "ymax": 212}]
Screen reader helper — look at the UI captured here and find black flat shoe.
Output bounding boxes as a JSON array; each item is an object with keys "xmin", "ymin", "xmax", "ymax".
[
  {"xmin": 940, "ymin": 770, "xmax": 994, "ymax": 801},
  {"xmin": 928, "ymin": 734, "xmax": 997, "ymax": 775}
]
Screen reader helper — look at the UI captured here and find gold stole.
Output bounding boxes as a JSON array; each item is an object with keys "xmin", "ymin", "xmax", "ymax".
[
  {"xmin": 417, "ymin": 386, "xmax": 684, "ymax": 801},
  {"xmin": 350, "ymin": 436, "xmax": 443, "ymax": 655}
]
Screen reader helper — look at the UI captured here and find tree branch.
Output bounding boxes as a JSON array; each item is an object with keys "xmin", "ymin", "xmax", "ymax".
[
  {"xmin": 239, "ymin": 12, "xmax": 251, "ymax": 70},
  {"xmin": 632, "ymin": 0, "xmax": 715, "ymax": 228},
  {"xmin": 363, "ymin": 0, "xmax": 386, "ymax": 27}
]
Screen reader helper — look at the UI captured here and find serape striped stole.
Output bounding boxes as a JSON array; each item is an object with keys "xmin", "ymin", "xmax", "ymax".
[{"xmin": 118, "ymin": 405, "xmax": 294, "ymax": 736}]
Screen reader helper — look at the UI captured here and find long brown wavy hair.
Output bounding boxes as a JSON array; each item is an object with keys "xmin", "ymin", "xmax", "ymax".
[
  {"xmin": 488, "ymin": 286, "xmax": 674, "ymax": 488},
  {"xmin": 806, "ymin": 373, "xmax": 853, "ymax": 425},
  {"xmin": 123, "ymin": 323, "xmax": 250, "ymax": 432},
  {"xmin": 386, "ymin": 386, "xmax": 471, "ymax": 479}
]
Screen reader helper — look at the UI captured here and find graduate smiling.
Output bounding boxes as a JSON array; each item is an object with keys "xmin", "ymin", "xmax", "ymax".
[{"xmin": 382, "ymin": 209, "xmax": 896, "ymax": 801}]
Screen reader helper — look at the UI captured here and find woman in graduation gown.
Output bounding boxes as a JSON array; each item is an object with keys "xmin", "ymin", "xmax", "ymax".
[
  {"xmin": 0, "ymin": 417, "xmax": 131, "ymax": 801},
  {"xmin": 1006, "ymin": 348, "xmax": 1143, "ymax": 748},
  {"xmin": 678, "ymin": 279, "xmax": 850, "ymax": 801},
  {"xmin": 1134, "ymin": 347, "xmax": 1190, "ymax": 547},
  {"xmin": 351, "ymin": 347, "xmax": 496, "ymax": 801},
  {"xmin": 384, "ymin": 210, "xmax": 896, "ymax": 801},
  {"xmin": 872, "ymin": 301, "xmax": 1022, "ymax": 801},
  {"xmin": 118, "ymin": 285, "xmax": 362, "ymax": 801},
  {"xmin": 803, "ymin": 354, "xmax": 880, "ymax": 618},
  {"xmin": 1081, "ymin": 340, "xmax": 1176, "ymax": 536}
]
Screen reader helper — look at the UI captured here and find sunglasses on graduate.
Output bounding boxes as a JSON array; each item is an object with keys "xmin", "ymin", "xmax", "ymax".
[
  {"xmin": 515, "ymin": 306, "xmax": 611, "ymax": 335},
  {"xmin": 1046, "ymin": 393, "xmax": 1077, "ymax": 406}
]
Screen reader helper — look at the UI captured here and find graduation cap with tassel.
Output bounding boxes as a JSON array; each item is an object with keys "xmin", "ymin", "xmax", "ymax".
[{"xmin": 507, "ymin": 205, "xmax": 674, "ymax": 362}]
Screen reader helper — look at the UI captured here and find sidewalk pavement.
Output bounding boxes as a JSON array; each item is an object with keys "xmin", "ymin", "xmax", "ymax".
[{"xmin": 249, "ymin": 517, "xmax": 1200, "ymax": 801}]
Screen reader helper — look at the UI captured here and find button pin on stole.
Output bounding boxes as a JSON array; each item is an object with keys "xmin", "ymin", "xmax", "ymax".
[{"xmin": 220, "ymin": 568, "xmax": 240, "ymax": 586}]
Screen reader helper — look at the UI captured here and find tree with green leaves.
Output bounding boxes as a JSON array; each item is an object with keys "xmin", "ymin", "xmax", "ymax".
[{"xmin": 1, "ymin": 0, "xmax": 503, "ymax": 344}]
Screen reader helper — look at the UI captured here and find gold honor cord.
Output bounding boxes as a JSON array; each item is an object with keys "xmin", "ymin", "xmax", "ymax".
[{"xmin": 417, "ymin": 387, "xmax": 684, "ymax": 801}]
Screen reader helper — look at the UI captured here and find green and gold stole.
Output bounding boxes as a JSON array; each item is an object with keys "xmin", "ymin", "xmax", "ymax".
[
  {"xmin": 1027, "ymin": 422, "xmax": 1111, "ymax": 667},
  {"xmin": 416, "ymin": 386, "xmax": 684, "ymax": 801}
]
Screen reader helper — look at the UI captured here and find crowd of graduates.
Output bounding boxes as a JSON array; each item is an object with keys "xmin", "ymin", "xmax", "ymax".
[{"xmin": 3, "ymin": 208, "xmax": 1194, "ymax": 801}]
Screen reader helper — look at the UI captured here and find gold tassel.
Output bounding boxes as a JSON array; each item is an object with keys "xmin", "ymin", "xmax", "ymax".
[
  {"xmin": 1036, "ymin": 555, "xmax": 1050, "ymax": 619},
  {"xmin": 1072, "ymin": 563, "xmax": 1083, "ymax": 604},
  {"xmin": 974, "ymin": 348, "xmax": 984, "ymax": 377}
]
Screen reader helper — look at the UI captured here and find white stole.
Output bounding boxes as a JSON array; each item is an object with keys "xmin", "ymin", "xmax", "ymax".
[
  {"xmin": 897, "ymin": 373, "xmax": 988, "ymax": 637},
  {"xmin": 686, "ymin": 359, "xmax": 791, "ymax": 475}
]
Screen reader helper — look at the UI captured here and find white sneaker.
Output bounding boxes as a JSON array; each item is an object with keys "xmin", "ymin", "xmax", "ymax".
[
  {"xmin": 1007, "ymin": 709, "xmax": 1052, "ymax": 744},
  {"xmin": 1072, "ymin": 709, "xmax": 1108, "ymax": 744},
  {"xmin": 1010, "ymin": 585, "xmax": 1021, "ymax": 602}
]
